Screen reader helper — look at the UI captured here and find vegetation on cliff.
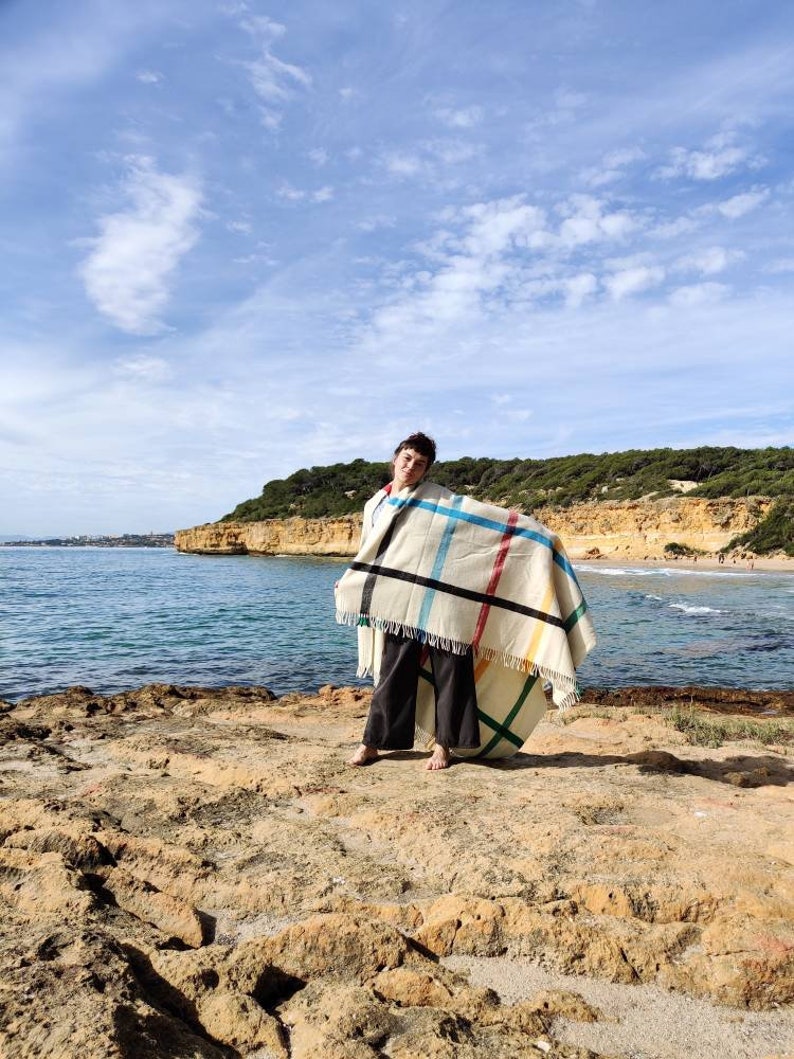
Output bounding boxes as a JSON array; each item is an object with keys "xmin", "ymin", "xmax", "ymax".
[
  {"xmin": 728, "ymin": 496, "xmax": 794, "ymax": 557},
  {"xmin": 222, "ymin": 446, "xmax": 794, "ymax": 554}
]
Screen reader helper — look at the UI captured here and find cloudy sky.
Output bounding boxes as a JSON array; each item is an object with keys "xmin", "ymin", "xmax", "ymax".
[{"xmin": 2, "ymin": 0, "xmax": 793, "ymax": 536}]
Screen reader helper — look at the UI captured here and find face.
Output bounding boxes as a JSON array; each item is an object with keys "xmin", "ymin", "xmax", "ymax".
[{"xmin": 391, "ymin": 446, "xmax": 430, "ymax": 490}]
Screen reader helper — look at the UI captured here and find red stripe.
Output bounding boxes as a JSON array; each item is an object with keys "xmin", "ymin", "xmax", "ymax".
[{"xmin": 471, "ymin": 509, "xmax": 518, "ymax": 650}]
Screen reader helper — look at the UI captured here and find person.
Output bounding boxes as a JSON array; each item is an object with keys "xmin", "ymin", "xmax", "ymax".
[{"xmin": 346, "ymin": 432, "xmax": 481, "ymax": 771}]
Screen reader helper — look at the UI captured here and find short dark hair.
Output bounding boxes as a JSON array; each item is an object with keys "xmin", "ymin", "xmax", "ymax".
[{"xmin": 394, "ymin": 431, "xmax": 437, "ymax": 467}]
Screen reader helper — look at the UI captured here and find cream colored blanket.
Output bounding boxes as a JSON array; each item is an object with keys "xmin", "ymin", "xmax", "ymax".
[{"xmin": 335, "ymin": 482, "xmax": 595, "ymax": 714}]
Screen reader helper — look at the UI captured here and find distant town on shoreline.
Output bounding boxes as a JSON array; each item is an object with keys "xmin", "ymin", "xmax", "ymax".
[{"xmin": 1, "ymin": 533, "xmax": 175, "ymax": 548}]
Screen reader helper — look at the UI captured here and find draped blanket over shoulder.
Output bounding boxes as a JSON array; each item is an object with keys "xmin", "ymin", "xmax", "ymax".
[{"xmin": 335, "ymin": 482, "xmax": 596, "ymax": 758}]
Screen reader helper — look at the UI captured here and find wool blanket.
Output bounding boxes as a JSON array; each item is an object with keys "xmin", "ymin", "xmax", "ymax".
[{"xmin": 335, "ymin": 483, "xmax": 596, "ymax": 752}]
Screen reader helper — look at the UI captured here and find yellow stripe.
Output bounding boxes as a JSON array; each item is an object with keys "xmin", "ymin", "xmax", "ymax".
[{"xmin": 523, "ymin": 580, "xmax": 555, "ymax": 664}]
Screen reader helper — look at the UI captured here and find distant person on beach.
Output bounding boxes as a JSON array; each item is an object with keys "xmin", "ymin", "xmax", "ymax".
[{"xmin": 342, "ymin": 432, "xmax": 480, "ymax": 771}]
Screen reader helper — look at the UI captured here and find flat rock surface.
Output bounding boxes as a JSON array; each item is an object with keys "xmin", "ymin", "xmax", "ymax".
[{"xmin": 0, "ymin": 683, "xmax": 792, "ymax": 1059}]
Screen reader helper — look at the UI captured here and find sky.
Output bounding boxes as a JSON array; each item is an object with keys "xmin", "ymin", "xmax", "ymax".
[{"xmin": 1, "ymin": 0, "xmax": 793, "ymax": 536}]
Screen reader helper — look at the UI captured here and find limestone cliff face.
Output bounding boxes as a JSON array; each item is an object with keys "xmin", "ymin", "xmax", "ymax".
[
  {"xmin": 175, "ymin": 515, "xmax": 363, "ymax": 556},
  {"xmin": 533, "ymin": 496, "xmax": 771, "ymax": 559},
  {"xmin": 175, "ymin": 497, "xmax": 771, "ymax": 559}
]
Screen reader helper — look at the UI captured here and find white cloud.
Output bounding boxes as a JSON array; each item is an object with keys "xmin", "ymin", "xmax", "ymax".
[
  {"xmin": 382, "ymin": 151, "xmax": 424, "ymax": 178},
  {"xmin": 357, "ymin": 214, "xmax": 396, "ymax": 233},
  {"xmin": 460, "ymin": 197, "xmax": 547, "ymax": 257},
  {"xmin": 79, "ymin": 158, "xmax": 202, "ymax": 335},
  {"xmin": 114, "ymin": 354, "xmax": 172, "ymax": 382},
  {"xmin": 604, "ymin": 265, "xmax": 665, "ymax": 301},
  {"xmin": 239, "ymin": 15, "xmax": 311, "ymax": 128},
  {"xmin": 675, "ymin": 246, "xmax": 743, "ymax": 275},
  {"xmin": 379, "ymin": 138, "xmax": 479, "ymax": 182},
  {"xmin": 425, "ymin": 139, "xmax": 479, "ymax": 165},
  {"xmin": 558, "ymin": 195, "xmax": 637, "ymax": 247},
  {"xmin": 136, "ymin": 69, "xmax": 162, "ymax": 84},
  {"xmin": 764, "ymin": 258, "xmax": 794, "ymax": 274},
  {"xmin": 435, "ymin": 105, "xmax": 484, "ymax": 129},
  {"xmin": 651, "ymin": 215, "xmax": 701, "ymax": 240},
  {"xmin": 656, "ymin": 132, "xmax": 764, "ymax": 182},
  {"xmin": 668, "ymin": 282, "xmax": 729, "ymax": 307},
  {"xmin": 276, "ymin": 182, "xmax": 334, "ymax": 204},
  {"xmin": 604, "ymin": 147, "xmax": 646, "ymax": 169},
  {"xmin": 564, "ymin": 272, "xmax": 598, "ymax": 308},
  {"xmin": 276, "ymin": 182, "xmax": 305, "ymax": 202},
  {"xmin": 659, "ymin": 144, "xmax": 746, "ymax": 181},
  {"xmin": 308, "ymin": 147, "xmax": 329, "ymax": 166},
  {"xmin": 582, "ymin": 147, "xmax": 646, "ymax": 187},
  {"xmin": 717, "ymin": 188, "xmax": 769, "ymax": 218}
]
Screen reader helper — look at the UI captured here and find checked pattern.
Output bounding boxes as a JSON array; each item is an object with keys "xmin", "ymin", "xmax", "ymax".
[{"xmin": 336, "ymin": 481, "xmax": 596, "ymax": 758}]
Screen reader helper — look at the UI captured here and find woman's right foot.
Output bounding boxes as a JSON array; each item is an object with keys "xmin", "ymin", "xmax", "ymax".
[{"xmin": 347, "ymin": 744, "xmax": 379, "ymax": 767}]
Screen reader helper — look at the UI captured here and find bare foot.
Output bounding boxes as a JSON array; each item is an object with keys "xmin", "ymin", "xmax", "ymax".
[
  {"xmin": 347, "ymin": 744, "xmax": 379, "ymax": 767},
  {"xmin": 426, "ymin": 744, "xmax": 451, "ymax": 770}
]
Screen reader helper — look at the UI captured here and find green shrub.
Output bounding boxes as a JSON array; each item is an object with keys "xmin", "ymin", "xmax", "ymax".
[
  {"xmin": 663, "ymin": 542, "xmax": 706, "ymax": 558},
  {"xmin": 729, "ymin": 495, "xmax": 794, "ymax": 556}
]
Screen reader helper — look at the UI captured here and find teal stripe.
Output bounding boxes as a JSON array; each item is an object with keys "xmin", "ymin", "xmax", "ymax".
[
  {"xmin": 417, "ymin": 493, "xmax": 464, "ymax": 630},
  {"xmin": 388, "ymin": 494, "xmax": 584, "ymax": 593},
  {"xmin": 390, "ymin": 495, "xmax": 554, "ymax": 551},
  {"xmin": 477, "ymin": 673, "xmax": 539, "ymax": 755}
]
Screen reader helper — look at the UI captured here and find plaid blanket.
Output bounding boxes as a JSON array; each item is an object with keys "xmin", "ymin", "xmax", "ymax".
[
  {"xmin": 415, "ymin": 651, "xmax": 551, "ymax": 759},
  {"xmin": 335, "ymin": 482, "xmax": 596, "ymax": 719}
]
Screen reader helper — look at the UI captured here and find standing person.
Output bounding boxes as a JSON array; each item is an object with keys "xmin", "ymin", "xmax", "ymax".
[
  {"xmin": 335, "ymin": 433, "xmax": 596, "ymax": 771},
  {"xmin": 346, "ymin": 432, "xmax": 480, "ymax": 771}
]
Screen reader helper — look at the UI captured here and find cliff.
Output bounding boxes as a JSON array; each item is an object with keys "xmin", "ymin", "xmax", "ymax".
[
  {"xmin": 533, "ymin": 496, "xmax": 772, "ymax": 559},
  {"xmin": 175, "ymin": 497, "xmax": 773, "ymax": 559},
  {"xmin": 175, "ymin": 515, "xmax": 362, "ymax": 556}
]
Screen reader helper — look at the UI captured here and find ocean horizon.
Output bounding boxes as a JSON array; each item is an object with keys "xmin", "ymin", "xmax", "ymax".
[{"xmin": 2, "ymin": 547, "xmax": 793, "ymax": 704}]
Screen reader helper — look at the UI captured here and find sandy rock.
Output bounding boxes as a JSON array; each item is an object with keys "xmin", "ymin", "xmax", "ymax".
[
  {"xmin": 97, "ymin": 864, "xmax": 205, "ymax": 947},
  {"xmin": 1, "ymin": 682, "xmax": 792, "ymax": 1057},
  {"xmin": 0, "ymin": 847, "xmax": 97, "ymax": 922},
  {"xmin": 526, "ymin": 989, "xmax": 603, "ymax": 1022}
]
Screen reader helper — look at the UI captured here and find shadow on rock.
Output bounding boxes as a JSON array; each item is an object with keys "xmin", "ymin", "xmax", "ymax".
[{"xmin": 479, "ymin": 749, "xmax": 793, "ymax": 786}]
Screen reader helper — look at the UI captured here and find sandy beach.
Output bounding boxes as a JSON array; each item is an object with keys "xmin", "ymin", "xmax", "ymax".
[
  {"xmin": 574, "ymin": 555, "xmax": 794, "ymax": 574},
  {"xmin": 1, "ymin": 682, "xmax": 792, "ymax": 1058}
]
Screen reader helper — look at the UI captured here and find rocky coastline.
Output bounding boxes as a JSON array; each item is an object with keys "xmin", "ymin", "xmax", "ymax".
[
  {"xmin": 174, "ymin": 497, "xmax": 773, "ymax": 561},
  {"xmin": 1, "ymin": 682, "xmax": 792, "ymax": 1058}
]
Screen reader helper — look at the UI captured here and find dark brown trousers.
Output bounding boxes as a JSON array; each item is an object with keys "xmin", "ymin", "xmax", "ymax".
[{"xmin": 363, "ymin": 632, "xmax": 481, "ymax": 750}]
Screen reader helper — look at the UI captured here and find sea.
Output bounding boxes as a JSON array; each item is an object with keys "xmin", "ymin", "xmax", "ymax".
[{"xmin": 1, "ymin": 547, "xmax": 793, "ymax": 703}]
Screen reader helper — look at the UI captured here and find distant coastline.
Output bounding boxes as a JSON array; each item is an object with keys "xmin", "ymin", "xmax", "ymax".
[{"xmin": 1, "ymin": 532, "xmax": 174, "ymax": 548}]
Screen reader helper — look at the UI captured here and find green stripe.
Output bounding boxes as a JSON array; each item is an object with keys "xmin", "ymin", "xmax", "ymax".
[
  {"xmin": 563, "ymin": 599, "xmax": 588, "ymax": 633},
  {"xmin": 477, "ymin": 673, "xmax": 539, "ymax": 755}
]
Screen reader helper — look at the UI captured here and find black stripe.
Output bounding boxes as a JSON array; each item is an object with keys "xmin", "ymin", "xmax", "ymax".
[
  {"xmin": 351, "ymin": 561, "xmax": 565, "ymax": 629},
  {"xmin": 360, "ymin": 504, "xmax": 409, "ymax": 615}
]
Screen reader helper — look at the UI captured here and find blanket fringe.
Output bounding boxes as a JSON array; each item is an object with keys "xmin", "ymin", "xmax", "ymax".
[
  {"xmin": 337, "ymin": 610, "xmax": 582, "ymax": 710},
  {"xmin": 336, "ymin": 610, "xmax": 471, "ymax": 657}
]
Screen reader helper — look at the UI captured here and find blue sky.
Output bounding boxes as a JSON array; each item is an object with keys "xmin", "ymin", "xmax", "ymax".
[{"xmin": 2, "ymin": 0, "xmax": 793, "ymax": 536}]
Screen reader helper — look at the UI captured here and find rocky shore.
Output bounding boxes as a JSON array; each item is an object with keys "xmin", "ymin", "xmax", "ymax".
[
  {"xmin": 1, "ymin": 683, "xmax": 792, "ymax": 1058},
  {"xmin": 174, "ymin": 497, "xmax": 773, "ymax": 561}
]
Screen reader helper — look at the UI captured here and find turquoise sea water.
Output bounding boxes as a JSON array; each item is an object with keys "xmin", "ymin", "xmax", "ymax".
[{"xmin": 1, "ymin": 548, "xmax": 793, "ymax": 702}]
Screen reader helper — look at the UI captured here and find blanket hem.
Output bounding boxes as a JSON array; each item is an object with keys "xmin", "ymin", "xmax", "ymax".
[{"xmin": 337, "ymin": 609, "xmax": 581, "ymax": 709}]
